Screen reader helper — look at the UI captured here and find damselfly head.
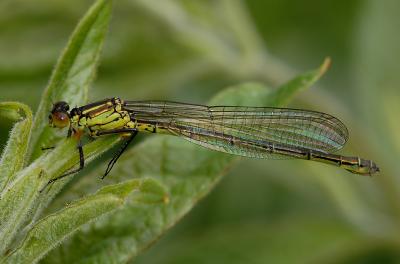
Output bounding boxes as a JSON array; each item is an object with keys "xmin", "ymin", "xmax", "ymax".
[{"xmin": 49, "ymin": 101, "xmax": 70, "ymax": 128}]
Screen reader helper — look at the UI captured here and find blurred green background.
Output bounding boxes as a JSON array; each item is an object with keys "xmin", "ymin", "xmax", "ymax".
[{"xmin": 1, "ymin": 0, "xmax": 399, "ymax": 263}]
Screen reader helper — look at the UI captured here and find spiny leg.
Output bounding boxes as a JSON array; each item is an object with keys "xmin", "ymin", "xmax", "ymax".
[
  {"xmin": 98, "ymin": 129, "xmax": 138, "ymax": 179},
  {"xmin": 39, "ymin": 128, "xmax": 138, "ymax": 192},
  {"xmin": 39, "ymin": 140, "xmax": 85, "ymax": 193}
]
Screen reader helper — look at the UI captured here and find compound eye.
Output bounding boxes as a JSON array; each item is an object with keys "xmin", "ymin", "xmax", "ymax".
[{"xmin": 51, "ymin": 112, "xmax": 70, "ymax": 128}]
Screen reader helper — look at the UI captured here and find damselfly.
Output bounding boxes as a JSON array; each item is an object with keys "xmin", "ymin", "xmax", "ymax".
[{"xmin": 45, "ymin": 97, "xmax": 379, "ymax": 188}]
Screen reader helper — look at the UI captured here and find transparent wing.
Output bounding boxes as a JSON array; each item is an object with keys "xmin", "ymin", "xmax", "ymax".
[{"xmin": 124, "ymin": 101, "xmax": 349, "ymax": 158}]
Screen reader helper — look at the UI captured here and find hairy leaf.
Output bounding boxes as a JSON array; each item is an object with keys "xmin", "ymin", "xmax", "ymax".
[
  {"xmin": 29, "ymin": 0, "xmax": 113, "ymax": 161},
  {"xmin": 0, "ymin": 0, "xmax": 114, "ymax": 260},
  {"xmin": 0, "ymin": 102, "xmax": 32, "ymax": 192},
  {"xmin": 4, "ymin": 178, "xmax": 168, "ymax": 264}
]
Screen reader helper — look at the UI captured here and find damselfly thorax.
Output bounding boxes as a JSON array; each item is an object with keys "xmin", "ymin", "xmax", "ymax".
[{"xmin": 62, "ymin": 98, "xmax": 168, "ymax": 138}]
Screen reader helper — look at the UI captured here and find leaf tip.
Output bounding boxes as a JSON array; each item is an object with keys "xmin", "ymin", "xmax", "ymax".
[{"xmin": 319, "ymin": 57, "xmax": 331, "ymax": 76}]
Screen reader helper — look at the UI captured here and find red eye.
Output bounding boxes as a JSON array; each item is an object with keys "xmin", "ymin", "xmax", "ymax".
[{"xmin": 51, "ymin": 112, "xmax": 70, "ymax": 128}]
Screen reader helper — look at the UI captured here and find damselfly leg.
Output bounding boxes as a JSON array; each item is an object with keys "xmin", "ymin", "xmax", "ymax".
[
  {"xmin": 97, "ymin": 128, "xmax": 138, "ymax": 179},
  {"xmin": 40, "ymin": 140, "xmax": 84, "ymax": 193}
]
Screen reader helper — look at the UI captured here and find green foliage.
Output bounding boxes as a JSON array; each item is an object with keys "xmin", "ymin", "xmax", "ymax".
[
  {"xmin": 0, "ymin": 0, "xmax": 331, "ymax": 262},
  {"xmin": 0, "ymin": 0, "xmax": 399, "ymax": 263},
  {"xmin": 0, "ymin": 102, "xmax": 32, "ymax": 192},
  {"xmin": 4, "ymin": 178, "xmax": 167, "ymax": 264},
  {"xmin": 29, "ymin": 0, "xmax": 114, "ymax": 161}
]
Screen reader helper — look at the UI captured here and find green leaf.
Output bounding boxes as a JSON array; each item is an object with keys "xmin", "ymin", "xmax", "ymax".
[
  {"xmin": 265, "ymin": 57, "xmax": 331, "ymax": 107},
  {"xmin": 0, "ymin": 167, "xmax": 42, "ymax": 255},
  {"xmin": 29, "ymin": 0, "xmax": 113, "ymax": 161},
  {"xmin": 43, "ymin": 61, "xmax": 328, "ymax": 262},
  {"xmin": 0, "ymin": 136, "xmax": 118, "ymax": 257},
  {"xmin": 208, "ymin": 82, "xmax": 271, "ymax": 106},
  {"xmin": 0, "ymin": 0, "xmax": 114, "ymax": 258},
  {"xmin": 29, "ymin": 136, "xmax": 120, "ymax": 217},
  {"xmin": 209, "ymin": 58, "xmax": 329, "ymax": 108},
  {"xmin": 3, "ymin": 178, "xmax": 168, "ymax": 264},
  {"xmin": 26, "ymin": 0, "xmax": 115, "ymax": 224},
  {"xmin": 0, "ymin": 102, "xmax": 32, "ymax": 192}
]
